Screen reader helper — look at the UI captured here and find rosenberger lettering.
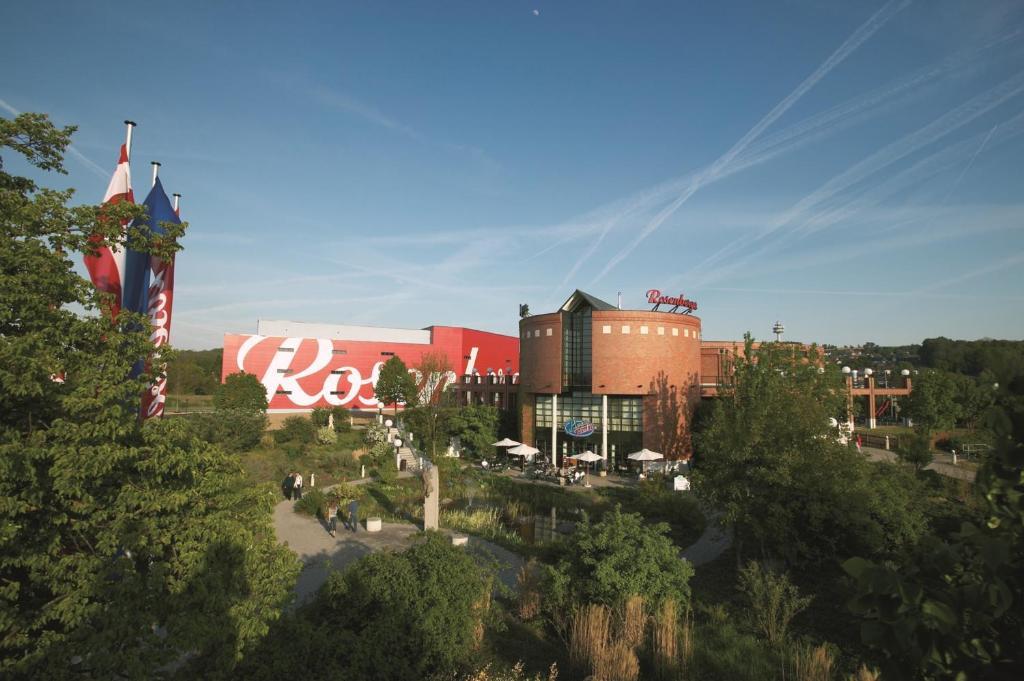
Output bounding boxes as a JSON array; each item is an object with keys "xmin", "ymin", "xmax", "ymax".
[
  {"xmin": 235, "ymin": 336, "xmax": 466, "ymax": 408},
  {"xmin": 646, "ymin": 289, "xmax": 698, "ymax": 311}
]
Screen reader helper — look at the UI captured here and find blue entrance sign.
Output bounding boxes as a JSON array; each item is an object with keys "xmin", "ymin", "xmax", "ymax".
[{"xmin": 564, "ymin": 418, "xmax": 596, "ymax": 438}]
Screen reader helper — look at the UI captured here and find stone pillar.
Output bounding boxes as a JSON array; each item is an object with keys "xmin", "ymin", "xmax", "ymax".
[
  {"xmin": 601, "ymin": 394, "xmax": 608, "ymax": 468},
  {"xmin": 551, "ymin": 393, "xmax": 558, "ymax": 467},
  {"xmin": 423, "ymin": 464, "xmax": 439, "ymax": 531}
]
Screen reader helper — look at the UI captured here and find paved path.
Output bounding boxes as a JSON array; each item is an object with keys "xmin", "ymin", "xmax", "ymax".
[
  {"xmin": 681, "ymin": 511, "xmax": 732, "ymax": 567},
  {"xmin": 273, "ymin": 498, "xmax": 523, "ymax": 604},
  {"xmin": 862, "ymin": 446, "xmax": 976, "ymax": 482}
]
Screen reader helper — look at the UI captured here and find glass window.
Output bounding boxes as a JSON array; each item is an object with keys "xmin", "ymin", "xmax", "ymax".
[{"xmin": 562, "ymin": 304, "xmax": 592, "ymax": 390}]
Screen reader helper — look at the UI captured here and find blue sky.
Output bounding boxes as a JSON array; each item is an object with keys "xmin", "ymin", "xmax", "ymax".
[{"xmin": 2, "ymin": 0, "xmax": 1023, "ymax": 349}]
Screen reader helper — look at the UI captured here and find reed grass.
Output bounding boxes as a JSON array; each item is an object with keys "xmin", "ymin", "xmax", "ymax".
[
  {"xmin": 516, "ymin": 559, "xmax": 542, "ymax": 621},
  {"xmin": 568, "ymin": 603, "xmax": 611, "ymax": 673},
  {"xmin": 792, "ymin": 644, "xmax": 833, "ymax": 681},
  {"xmin": 593, "ymin": 639, "xmax": 640, "ymax": 681},
  {"xmin": 651, "ymin": 598, "xmax": 679, "ymax": 680},
  {"xmin": 618, "ymin": 595, "xmax": 646, "ymax": 652}
]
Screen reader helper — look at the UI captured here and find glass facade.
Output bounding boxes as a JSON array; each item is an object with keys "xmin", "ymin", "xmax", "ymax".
[
  {"xmin": 561, "ymin": 305, "xmax": 592, "ymax": 390},
  {"xmin": 534, "ymin": 393, "xmax": 644, "ymax": 466}
]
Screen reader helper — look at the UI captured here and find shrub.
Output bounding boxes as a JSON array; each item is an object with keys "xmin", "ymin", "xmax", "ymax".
[
  {"xmin": 315, "ymin": 425, "xmax": 337, "ymax": 445},
  {"xmin": 311, "ymin": 407, "xmax": 331, "ymax": 427},
  {"xmin": 294, "ymin": 488, "xmax": 327, "ymax": 518},
  {"xmin": 274, "ymin": 416, "xmax": 316, "ymax": 445},
  {"xmin": 330, "ymin": 406, "xmax": 352, "ymax": 433},
  {"xmin": 545, "ymin": 507, "xmax": 693, "ymax": 614},
  {"xmin": 364, "ymin": 423, "xmax": 388, "ymax": 447},
  {"xmin": 737, "ymin": 561, "xmax": 812, "ymax": 646},
  {"xmin": 189, "ymin": 410, "xmax": 266, "ymax": 452}
]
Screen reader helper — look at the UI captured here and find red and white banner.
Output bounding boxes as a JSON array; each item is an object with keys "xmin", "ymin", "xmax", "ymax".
[
  {"xmin": 83, "ymin": 143, "xmax": 134, "ymax": 317},
  {"xmin": 223, "ymin": 327, "xmax": 520, "ymax": 411},
  {"xmin": 140, "ymin": 253, "xmax": 175, "ymax": 419}
]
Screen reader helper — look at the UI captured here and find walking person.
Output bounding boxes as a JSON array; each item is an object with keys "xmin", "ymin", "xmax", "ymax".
[
  {"xmin": 856, "ymin": 434, "xmax": 863, "ymax": 454},
  {"xmin": 348, "ymin": 498, "xmax": 359, "ymax": 533},
  {"xmin": 283, "ymin": 472, "xmax": 295, "ymax": 501},
  {"xmin": 326, "ymin": 500, "xmax": 339, "ymax": 537},
  {"xmin": 293, "ymin": 472, "xmax": 303, "ymax": 500}
]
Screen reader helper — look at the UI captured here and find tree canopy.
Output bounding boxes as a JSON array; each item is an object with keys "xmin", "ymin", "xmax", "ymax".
[
  {"xmin": 0, "ymin": 112, "xmax": 298, "ymax": 677},
  {"xmin": 374, "ymin": 355, "xmax": 417, "ymax": 416},
  {"xmin": 693, "ymin": 337, "xmax": 927, "ymax": 566},
  {"xmin": 544, "ymin": 506, "xmax": 693, "ymax": 613}
]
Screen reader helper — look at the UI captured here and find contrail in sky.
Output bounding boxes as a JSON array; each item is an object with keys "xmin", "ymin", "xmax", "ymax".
[
  {"xmin": 0, "ymin": 96, "xmax": 108, "ymax": 179},
  {"xmin": 554, "ymin": 22, "xmax": 1012, "ymax": 291},
  {"xmin": 588, "ymin": 0, "xmax": 912, "ymax": 284},
  {"xmin": 684, "ymin": 71, "xmax": 1024, "ymax": 284}
]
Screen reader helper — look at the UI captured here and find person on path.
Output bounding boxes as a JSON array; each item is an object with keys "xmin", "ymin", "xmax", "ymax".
[
  {"xmin": 293, "ymin": 472, "xmax": 304, "ymax": 500},
  {"xmin": 856, "ymin": 435, "xmax": 863, "ymax": 453},
  {"xmin": 282, "ymin": 473, "xmax": 295, "ymax": 501},
  {"xmin": 326, "ymin": 500, "xmax": 338, "ymax": 537},
  {"xmin": 348, "ymin": 499, "xmax": 359, "ymax": 533}
]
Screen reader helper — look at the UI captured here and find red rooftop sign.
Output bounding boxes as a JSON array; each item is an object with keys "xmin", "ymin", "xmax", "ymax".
[{"xmin": 647, "ymin": 289, "xmax": 698, "ymax": 314}]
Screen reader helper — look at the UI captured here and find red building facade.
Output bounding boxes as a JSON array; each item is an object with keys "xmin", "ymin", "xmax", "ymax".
[
  {"xmin": 519, "ymin": 290, "xmax": 705, "ymax": 467},
  {"xmin": 223, "ymin": 322, "xmax": 519, "ymax": 412}
]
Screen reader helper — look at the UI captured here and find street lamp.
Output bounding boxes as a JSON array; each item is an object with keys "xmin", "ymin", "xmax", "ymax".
[{"xmin": 394, "ymin": 437, "xmax": 403, "ymax": 470}]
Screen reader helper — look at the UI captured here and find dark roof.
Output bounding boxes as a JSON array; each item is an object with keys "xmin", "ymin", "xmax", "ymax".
[{"xmin": 559, "ymin": 289, "xmax": 617, "ymax": 312}]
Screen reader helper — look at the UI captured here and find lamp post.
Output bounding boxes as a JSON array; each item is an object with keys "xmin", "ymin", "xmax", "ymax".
[
  {"xmin": 841, "ymin": 367, "xmax": 854, "ymax": 432},
  {"xmin": 394, "ymin": 437, "xmax": 403, "ymax": 471},
  {"xmin": 864, "ymin": 369, "xmax": 876, "ymax": 429},
  {"xmin": 901, "ymin": 369, "xmax": 912, "ymax": 427}
]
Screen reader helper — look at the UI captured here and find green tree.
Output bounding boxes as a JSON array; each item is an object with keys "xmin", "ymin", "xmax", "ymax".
[
  {"xmin": 0, "ymin": 113, "xmax": 299, "ymax": 677},
  {"xmin": 737, "ymin": 561, "xmax": 813, "ymax": 646},
  {"xmin": 896, "ymin": 431, "xmax": 934, "ymax": 471},
  {"xmin": 403, "ymin": 352, "xmax": 456, "ymax": 458},
  {"xmin": 214, "ymin": 371, "xmax": 268, "ymax": 413},
  {"xmin": 544, "ymin": 507, "xmax": 693, "ymax": 615},
  {"xmin": 693, "ymin": 337, "xmax": 927, "ymax": 566},
  {"xmin": 906, "ymin": 369, "xmax": 962, "ymax": 434},
  {"xmin": 236, "ymin": 533, "xmax": 491, "ymax": 680},
  {"xmin": 843, "ymin": 411, "xmax": 1024, "ymax": 680},
  {"xmin": 448, "ymin": 404, "xmax": 501, "ymax": 459},
  {"xmin": 374, "ymin": 355, "xmax": 417, "ymax": 418}
]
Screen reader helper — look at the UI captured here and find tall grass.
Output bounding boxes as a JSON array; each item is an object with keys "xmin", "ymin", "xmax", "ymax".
[
  {"xmin": 737, "ymin": 561, "xmax": 813, "ymax": 646},
  {"xmin": 441, "ymin": 508, "xmax": 522, "ymax": 545},
  {"xmin": 848, "ymin": 664, "xmax": 880, "ymax": 681},
  {"xmin": 792, "ymin": 644, "xmax": 834, "ymax": 681},
  {"xmin": 516, "ymin": 559, "xmax": 542, "ymax": 621},
  {"xmin": 619, "ymin": 595, "xmax": 646, "ymax": 651},
  {"xmin": 651, "ymin": 598, "xmax": 678, "ymax": 680},
  {"xmin": 568, "ymin": 604, "xmax": 611, "ymax": 674},
  {"xmin": 594, "ymin": 639, "xmax": 640, "ymax": 681}
]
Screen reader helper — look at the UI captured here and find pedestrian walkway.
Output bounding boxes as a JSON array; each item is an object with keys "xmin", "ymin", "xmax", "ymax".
[
  {"xmin": 272, "ymin": 498, "xmax": 523, "ymax": 604},
  {"xmin": 862, "ymin": 446, "xmax": 976, "ymax": 482},
  {"xmin": 681, "ymin": 511, "xmax": 732, "ymax": 567}
]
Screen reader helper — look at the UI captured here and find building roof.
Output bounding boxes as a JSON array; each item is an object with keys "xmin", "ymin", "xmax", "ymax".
[{"xmin": 559, "ymin": 289, "xmax": 618, "ymax": 312}]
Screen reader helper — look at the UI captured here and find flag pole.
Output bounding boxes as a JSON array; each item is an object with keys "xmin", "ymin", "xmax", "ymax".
[
  {"xmin": 124, "ymin": 120, "xmax": 136, "ymax": 159},
  {"xmin": 172, "ymin": 193, "xmax": 181, "ymax": 215},
  {"xmin": 151, "ymin": 161, "xmax": 161, "ymax": 187}
]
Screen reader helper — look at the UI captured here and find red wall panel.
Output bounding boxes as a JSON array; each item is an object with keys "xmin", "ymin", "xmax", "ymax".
[{"xmin": 222, "ymin": 327, "xmax": 519, "ymax": 411}]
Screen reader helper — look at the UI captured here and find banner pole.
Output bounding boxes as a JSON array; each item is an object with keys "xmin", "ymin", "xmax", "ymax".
[
  {"xmin": 150, "ymin": 161, "xmax": 160, "ymax": 187},
  {"xmin": 124, "ymin": 120, "xmax": 136, "ymax": 159}
]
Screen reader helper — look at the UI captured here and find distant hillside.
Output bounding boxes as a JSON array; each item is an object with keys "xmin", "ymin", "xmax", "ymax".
[{"xmin": 166, "ymin": 348, "xmax": 223, "ymax": 395}]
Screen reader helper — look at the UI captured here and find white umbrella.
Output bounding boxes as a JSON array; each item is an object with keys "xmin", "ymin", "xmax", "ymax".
[
  {"xmin": 571, "ymin": 450, "xmax": 603, "ymax": 487},
  {"xmin": 508, "ymin": 444, "xmax": 540, "ymax": 471},
  {"xmin": 627, "ymin": 448, "xmax": 664, "ymax": 476},
  {"xmin": 492, "ymin": 438, "xmax": 521, "ymax": 447}
]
